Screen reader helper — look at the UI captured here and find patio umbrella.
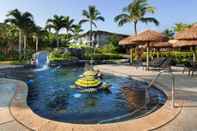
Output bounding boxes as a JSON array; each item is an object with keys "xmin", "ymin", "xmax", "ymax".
[
  {"xmin": 119, "ymin": 36, "xmax": 137, "ymax": 64},
  {"xmin": 170, "ymin": 25, "xmax": 197, "ymax": 62},
  {"xmin": 131, "ymin": 30, "xmax": 169, "ymax": 70}
]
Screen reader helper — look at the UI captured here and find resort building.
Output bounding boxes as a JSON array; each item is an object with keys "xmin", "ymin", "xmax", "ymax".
[{"xmin": 80, "ymin": 30, "xmax": 129, "ymax": 47}]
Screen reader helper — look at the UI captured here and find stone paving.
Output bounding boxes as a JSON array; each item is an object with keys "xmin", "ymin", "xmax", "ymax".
[
  {"xmin": 96, "ymin": 65, "xmax": 197, "ymax": 131},
  {"xmin": 0, "ymin": 79, "xmax": 30, "ymax": 131},
  {"xmin": 0, "ymin": 64, "xmax": 197, "ymax": 131}
]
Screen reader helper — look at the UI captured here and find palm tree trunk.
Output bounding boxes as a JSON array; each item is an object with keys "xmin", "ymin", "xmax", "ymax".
[
  {"xmin": 56, "ymin": 31, "xmax": 59, "ymax": 47},
  {"xmin": 131, "ymin": 21, "xmax": 138, "ymax": 64},
  {"xmin": 90, "ymin": 20, "xmax": 93, "ymax": 46},
  {"xmin": 23, "ymin": 35, "xmax": 27, "ymax": 58},
  {"xmin": 90, "ymin": 20, "xmax": 94, "ymax": 66},
  {"xmin": 18, "ymin": 30, "xmax": 22, "ymax": 58},
  {"xmin": 134, "ymin": 21, "xmax": 138, "ymax": 35},
  {"xmin": 36, "ymin": 36, "xmax": 39, "ymax": 52}
]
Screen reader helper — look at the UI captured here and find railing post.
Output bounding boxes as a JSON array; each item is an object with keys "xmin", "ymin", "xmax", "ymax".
[
  {"xmin": 171, "ymin": 76, "xmax": 175, "ymax": 108},
  {"xmin": 148, "ymin": 70, "xmax": 175, "ymax": 109}
]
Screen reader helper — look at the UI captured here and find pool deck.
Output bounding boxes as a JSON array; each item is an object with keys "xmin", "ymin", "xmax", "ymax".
[{"xmin": 0, "ymin": 64, "xmax": 197, "ymax": 131}]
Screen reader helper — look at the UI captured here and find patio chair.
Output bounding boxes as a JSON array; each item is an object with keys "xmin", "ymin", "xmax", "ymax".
[
  {"xmin": 184, "ymin": 61, "xmax": 197, "ymax": 76},
  {"xmin": 149, "ymin": 57, "xmax": 167, "ymax": 70},
  {"xmin": 160, "ymin": 58, "xmax": 173, "ymax": 71},
  {"xmin": 135, "ymin": 59, "xmax": 145, "ymax": 69},
  {"xmin": 190, "ymin": 64, "xmax": 197, "ymax": 76},
  {"xmin": 182, "ymin": 60, "xmax": 192, "ymax": 75}
]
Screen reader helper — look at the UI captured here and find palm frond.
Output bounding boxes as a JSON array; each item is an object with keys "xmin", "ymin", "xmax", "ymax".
[
  {"xmin": 79, "ymin": 19, "xmax": 89, "ymax": 25},
  {"xmin": 91, "ymin": 21, "xmax": 97, "ymax": 28},
  {"xmin": 96, "ymin": 16, "xmax": 105, "ymax": 22},
  {"xmin": 140, "ymin": 17, "xmax": 159, "ymax": 26},
  {"xmin": 114, "ymin": 13, "xmax": 130, "ymax": 26},
  {"xmin": 82, "ymin": 10, "xmax": 90, "ymax": 19}
]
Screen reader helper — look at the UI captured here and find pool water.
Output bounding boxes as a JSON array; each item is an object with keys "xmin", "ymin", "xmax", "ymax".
[{"xmin": 0, "ymin": 65, "xmax": 166, "ymax": 124}]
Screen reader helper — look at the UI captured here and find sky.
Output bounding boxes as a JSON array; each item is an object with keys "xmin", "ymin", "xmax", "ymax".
[{"xmin": 0, "ymin": 0, "xmax": 197, "ymax": 35}]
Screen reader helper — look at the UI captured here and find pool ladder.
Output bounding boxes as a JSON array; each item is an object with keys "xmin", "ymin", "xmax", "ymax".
[{"xmin": 146, "ymin": 70, "xmax": 175, "ymax": 108}]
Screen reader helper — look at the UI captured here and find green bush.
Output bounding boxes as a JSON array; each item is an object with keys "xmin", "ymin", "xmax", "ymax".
[
  {"xmin": 68, "ymin": 43, "xmax": 90, "ymax": 49},
  {"xmin": 84, "ymin": 53, "xmax": 124, "ymax": 60},
  {"xmin": 134, "ymin": 51, "xmax": 193, "ymax": 64},
  {"xmin": 48, "ymin": 49, "xmax": 77, "ymax": 61},
  {"xmin": 8, "ymin": 50, "xmax": 19, "ymax": 60},
  {"xmin": 11, "ymin": 60, "xmax": 28, "ymax": 65},
  {"xmin": 0, "ymin": 52, "xmax": 6, "ymax": 61}
]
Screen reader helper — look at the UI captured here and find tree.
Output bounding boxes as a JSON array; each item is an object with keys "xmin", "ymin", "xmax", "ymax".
[
  {"xmin": 79, "ymin": 5, "xmax": 105, "ymax": 46},
  {"xmin": 173, "ymin": 23, "xmax": 191, "ymax": 33},
  {"xmin": 72, "ymin": 24, "xmax": 83, "ymax": 43},
  {"xmin": 162, "ymin": 28, "xmax": 175, "ymax": 39},
  {"xmin": 32, "ymin": 25, "xmax": 42, "ymax": 52},
  {"xmin": 114, "ymin": 0, "xmax": 159, "ymax": 35},
  {"xmin": 5, "ymin": 9, "xmax": 34, "ymax": 58},
  {"xmin": 46, "ymin": 15, "xmax": 65, "ymax": 47},
  {"xmin": 64, "ymin": 16, "xmax": 75, "ymax": 34}
]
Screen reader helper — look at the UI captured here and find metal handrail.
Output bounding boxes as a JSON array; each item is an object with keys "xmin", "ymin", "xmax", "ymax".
[{"xmin": 147, "ymin": 70, "xmax": 175, "ymax": 108}]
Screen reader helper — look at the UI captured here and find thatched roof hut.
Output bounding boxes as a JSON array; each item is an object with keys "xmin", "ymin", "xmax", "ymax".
[
  {"xmin": 131, "ymin": 30, "xmax": 169, "ymax": 70},
  {"xmin": 170, "ymin": 25, "xmax": 197, "ymax": 62},
  {"xmin": 119, "ymin": 36, "xmax": 137, "ymax": 46},
  {"xmin": 119, "ymin": 30, "xmax": 168, "ymax": 46},
  {"xmin": 171, "ymin": 40, "xmax": 197, "ymax": 48},
  {"xmin": 148, "ymin": 42, "xmax": 172, "ymax": 48},
  {"xmin": 132, "ymin": 30, "xmax": 169, "ymax": 43},
  {"xmin": 175, "ymin": 25, "xmax": 197, "ymax": 40}
]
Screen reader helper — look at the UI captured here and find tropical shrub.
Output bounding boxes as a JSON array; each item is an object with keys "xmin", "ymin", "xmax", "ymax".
[
  {"xmin": 68, "ymin": 43, "xmax": 90, "ymax": 49},
  {"xmin": 98, "ymin": 35, "xmax": 125, "ymax": 54},
  {"xmin": 48, "ymin": 49, "xmax": 77, "ymax": 61},
  {"xmin": 135, "ymin": 51, "xmax": 194, "ymax": 64},
  {"xmin": 0, "ymin": 52, "xmax": 6, "ymax": 61},
  {"xmin": 84, "ymin": 53, "xmax": 125, "ymax": 60}
]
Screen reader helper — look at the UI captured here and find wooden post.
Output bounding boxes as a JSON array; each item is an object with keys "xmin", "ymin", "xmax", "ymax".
[
  {"xmin": 130, "ymin": 48, "xmax": 133, "ymax": 64},
  {"xmin": 146, "ymin": 44, "xmax": 149, "ymax": 70},
  {"xmin": 146, "ymin": 49, "xmax": 149, "ymax": 70},
  {"xmin": 191, "ymin": 46, "xmax": 196, "ymax": 63},
  {"xmin": 157, "ymin": 49, "xmax": 159, "ymax": 58}
]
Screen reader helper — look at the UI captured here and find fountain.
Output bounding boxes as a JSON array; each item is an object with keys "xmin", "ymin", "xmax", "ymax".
[
  {"xmin": 33, "ymin": 51, "xmax": 49, "ymax": 72},
  {"xmin": 74, "ymin": 69, "xmax": 111, "ymax": 93}
]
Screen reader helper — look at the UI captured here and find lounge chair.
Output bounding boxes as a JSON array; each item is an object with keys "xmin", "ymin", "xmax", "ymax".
[
  {"xmin": 183, "ymin": 60, "xmax": 197, "ymax": 76},
  {"xmin": 149, "ymin": 57, "xmax": 167, "ymax": 70},
  {"xmin": 160, "ymin": 58, "xmax": 173, "ymax": 71},
  {"xmin": 182, "ymin": 60, "xmax": 192, "ymax": 75}
]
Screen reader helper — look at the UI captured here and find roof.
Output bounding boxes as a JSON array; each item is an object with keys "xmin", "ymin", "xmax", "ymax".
[
  {"xmin": 119, "ymin": 30, "xmax": 169, "ymax": 46},
  {"xmin": 148, "ymin": 42, "xmax": 172, "ymax": 48},
  {"xmin": 81, "ymin": 30, "xmax": 129, "ymax": 37},
  {"xmin": 175, "ymin": 25, "xmax": 197, "ymax": 40},
  {"xmin": 132, "ymin": 30, "xmax": 169, "ymax": 43},
  {"xmin": 119, "ymin": 36, "xmax": 137, "ymax": 46},
  {"xmin": 170, "ymin": 40, "xmax": 197, "ymax": 48}
]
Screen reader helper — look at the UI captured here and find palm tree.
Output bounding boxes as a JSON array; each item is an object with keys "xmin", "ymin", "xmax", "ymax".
[
  {"xmin": 32, "ymin": 25, "xmax": 42, "ymax": 52},
  {"xmin": 46, "ymin": 15, "xmax": 65, "ymax": 47},
  {"xmin": 114, "ymin": 0, "xmax": 159, "ymax": 35},
  {"xmin": 5, "ymin": 9, "xmax": 34, "ymax": 57},
  {"xmin": 64, "ymin": 16, "xmax": 75, "ymax": 34},
  {"xmin": 72, "ymin": 24, "xmax": 83, "ymax": 43},
  {"xmin": 79, "ymin": 5, "xmax": 105, "ymax": 46}
]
